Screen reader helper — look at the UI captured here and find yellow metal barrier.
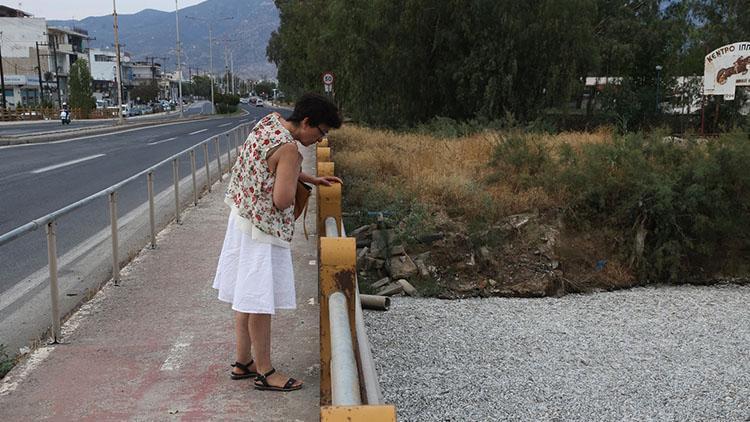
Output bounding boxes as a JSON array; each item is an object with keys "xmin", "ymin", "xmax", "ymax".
[
  {"xmin": 317, "ymin": 146, "xmax": 332, "ymax": 162},
  {"xmin": 317, "ymin": 141, "xmax": 397, "ymax": 420},
  {"xmin": 318, "ymin": 162, "xmax": 335, "ymax": 177},
  {"xmin": 321, "ymin": 405, "xmax": 397, "ymax": 421},
  {"xmin": 319, "ymin": 237, "xmax": 357, "ymax": 405}
]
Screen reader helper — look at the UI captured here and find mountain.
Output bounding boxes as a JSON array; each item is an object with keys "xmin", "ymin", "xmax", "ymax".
[{"xmin": 49, "ymin": 0, "xmax": 279, "ymax": 79}]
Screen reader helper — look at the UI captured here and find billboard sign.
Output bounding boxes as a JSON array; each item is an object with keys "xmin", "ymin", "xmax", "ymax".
[{"xmin": 703, "ymin": 42, "xmax": 750, "ymax": 97}]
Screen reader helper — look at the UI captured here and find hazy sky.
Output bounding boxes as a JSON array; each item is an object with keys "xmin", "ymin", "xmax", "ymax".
[{"xmin": 12, "ymin": 1, "xmax": 207, "ymax": 20}]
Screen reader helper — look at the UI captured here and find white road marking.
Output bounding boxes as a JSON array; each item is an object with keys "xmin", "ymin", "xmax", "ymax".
[
  {"xmin": 0, "ymin": 346, "xmax": 54, "ymax": 396},
  {"xmin": 160, "ymin": 334, "xmax": 194, "ymax": 371},
  {"xmin": 147, "ymin": 137, "xmax": 177, "ymax": 146},
  {"xmin": 218, "ymin": 122, "xmax": 232, "ymax": 127},
  {"xmin": 30, "ymin": 154, "xmax": 105, "ymax": 174},
  {"xmin": 309, "ymin": 260, "xmax": 317, "ymax": 265},
  {"xmin": 189, "ymin": 129, "xmax": 207, "ymax": 135}
]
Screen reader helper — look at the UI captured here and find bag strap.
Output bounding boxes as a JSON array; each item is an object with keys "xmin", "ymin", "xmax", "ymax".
[{"xmin": 302, "ymin": 202, "xmax": 309, "ymax": 240}]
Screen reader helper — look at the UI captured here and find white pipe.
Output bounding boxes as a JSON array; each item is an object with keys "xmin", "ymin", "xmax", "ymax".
[{"xmin": 329, "ymin": 292, "xmax": 361, "ymax": 406}]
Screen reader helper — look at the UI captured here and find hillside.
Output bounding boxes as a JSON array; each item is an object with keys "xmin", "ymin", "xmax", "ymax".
[{"xmin": 49, "ymin": 0, "xmax": 278, "ymax": 78}]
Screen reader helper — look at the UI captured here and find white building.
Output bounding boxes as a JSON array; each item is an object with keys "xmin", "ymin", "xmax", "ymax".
[
  {"xmin": 0, "ymin": 6, "xmax": 89, "ymax": 108},
  {"xmin": 0, "ymin": 13, "xmax": 48, "ymax": 107}
]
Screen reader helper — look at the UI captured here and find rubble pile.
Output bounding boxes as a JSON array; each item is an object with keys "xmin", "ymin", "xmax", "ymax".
[{"xmin": 351, "ymin": 212, "xmax": 573, "ymax": 299}]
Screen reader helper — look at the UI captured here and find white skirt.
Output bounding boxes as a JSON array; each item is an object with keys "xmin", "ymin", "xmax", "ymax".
[{"xmin": 212, "ymin": 211, "xmax": 296, "ymax": 314}]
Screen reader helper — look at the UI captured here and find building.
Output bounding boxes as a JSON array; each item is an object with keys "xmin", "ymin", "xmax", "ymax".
[
  {"xmin": 0, "ymin": 6, "xmax": 89, "ymax": 108},
  {"xmin": 46, "ymin": 26, "xmax": 91, "ymax": 104},
  {"xmin": 89, "ymin": 48, "xmax": 135, "ymax": 105},
  {"xmin": 0, "ymin": 11, "xmax": 48, "ymax": 107}
]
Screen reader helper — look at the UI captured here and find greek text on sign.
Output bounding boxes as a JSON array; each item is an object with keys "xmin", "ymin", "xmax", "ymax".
[
  {"xmin": 703, "ymin": 42, "xmax": 750, "ymax": 96},
  {"xmin": 322, "ymin": 72, "xmax": 334, "ymax": 86}
]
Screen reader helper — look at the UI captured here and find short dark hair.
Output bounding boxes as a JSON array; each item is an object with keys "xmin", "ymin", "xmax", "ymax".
[{"xmin": 288, "ymin": 93, "xmax": 342, "ymax": 129}]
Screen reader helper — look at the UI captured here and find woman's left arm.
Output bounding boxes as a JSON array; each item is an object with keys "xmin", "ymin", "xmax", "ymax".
[{"xmin": 299, "ymin": 171, "xmax": 343, "ymax": 186}]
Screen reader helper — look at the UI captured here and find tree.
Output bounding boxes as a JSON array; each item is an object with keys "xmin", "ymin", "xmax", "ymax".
[
  {"xmin": 130, "ymin": 81, "xmax": 159, "ymax": 103},
  {"xmin": 191, "ymin": 75, "xmax": 214, "ymax": 98},
  {"xmin": 255, "ymin": 80, "xmax": 276, "ymax": 98},
  {"xmin": 68, "ymin": 59, "xmax": 95, "ymax": 115}
]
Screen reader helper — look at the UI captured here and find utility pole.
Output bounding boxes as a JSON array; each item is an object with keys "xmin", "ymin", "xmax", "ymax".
[
  {"xmin": 35, "ymin": 42, "xmax": 44, "ymax": 105},
  {"xmin": 113, "ymin": 0, "xmax": 124, "ymax": 124},
  {"xmin": 224, "ymin": 46, "xmax": 229, "ymax": 94},
  {"xmin": 230, "ymin": 50, "xmax": 235, "ymax": 94},
  {"xmin": 175, "ymin": 0, "xmax": 184, "ymax": 118},
  {"xmin": 50, "ymin": 37, "xmax": 61, "ymax": 108},
  {"xmin": 185, "ymin": 16, "xmax": 231, "ymax": 113},
  {"xmin": 0, "ymin": 32, "xmax": 6, "ymax": 110}
]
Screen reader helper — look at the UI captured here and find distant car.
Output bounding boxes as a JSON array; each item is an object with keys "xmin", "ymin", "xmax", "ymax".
[
  {"xmin": 255, "ymin": 99, "xmax": 264, "ymax": 107},
  {"xmin": 239, "ymin": 97, "xmax": 250, "ymax": 104}
]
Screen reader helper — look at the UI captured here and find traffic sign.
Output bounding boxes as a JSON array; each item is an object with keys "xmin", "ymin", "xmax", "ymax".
[{"xmin": 322, "ymin": 72, "xmax": 334, "ymax": 86}]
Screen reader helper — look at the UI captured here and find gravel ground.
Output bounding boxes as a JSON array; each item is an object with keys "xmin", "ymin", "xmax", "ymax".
[{"xmin": 363, "ymin": 284, "xmax": 750, "ymax": 421}]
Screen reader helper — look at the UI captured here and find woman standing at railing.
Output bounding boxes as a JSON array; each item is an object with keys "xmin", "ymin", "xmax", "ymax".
[{"xmin": 213, "ymin": 93, "xmax": 342, "ymax": 392}]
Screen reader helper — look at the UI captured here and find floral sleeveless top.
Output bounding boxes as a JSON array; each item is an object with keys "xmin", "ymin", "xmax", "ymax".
[{"xmin": 225, "ymin": 113, "xmax": 298, "ymax": 242}]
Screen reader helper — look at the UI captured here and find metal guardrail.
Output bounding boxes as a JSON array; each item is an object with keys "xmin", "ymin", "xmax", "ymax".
[
  {"xmin": 316, "ymin": 140, "xmax": 397, "ymax": 421},
  {"xmin": 0, "ymin": 122, "xmax": 252, "ymax": 343}
]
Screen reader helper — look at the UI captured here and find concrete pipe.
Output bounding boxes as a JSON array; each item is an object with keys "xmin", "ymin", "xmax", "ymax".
[{"xmin": 360, "ymin": 294, "xmax": 390, "ymax": 311}]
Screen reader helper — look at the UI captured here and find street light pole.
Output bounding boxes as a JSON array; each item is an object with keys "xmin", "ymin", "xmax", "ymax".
[
  {"xmin": 655, "ymin": 65, "xmax": 663, "ymax": 113},
  {"xmin": 112, "ymin": 0, "xmax": 124, "ymax": 124},
  {"xmin": 208, "ymin": 25, "xmax": 215, "ymax": 113},
  {"xmin": 186, "ymin": 16, "xmax": 231, "ymax": 115},
  {"xmin": 175, "ymin": 0, "xmax": 184, "ymax": 118}
]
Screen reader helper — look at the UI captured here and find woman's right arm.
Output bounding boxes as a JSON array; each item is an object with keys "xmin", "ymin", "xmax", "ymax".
[{"xmin": 271, "ymin": 143, "xmax": 303, "ymax": 210}]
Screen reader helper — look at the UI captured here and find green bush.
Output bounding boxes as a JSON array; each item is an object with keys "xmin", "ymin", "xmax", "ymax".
[
  {"xmin": 489, "ymin": 131, "xmax": 750, "ymax": 282},
  {"xmin": 215, "ymin": 103, "xmax": 238, "ymax": 114},
  {"xmin": 213, "ymin": 93, "xmax": 240, "ymax": 114},
  {"xmin": 0, "ymin": 344, "xmax": 13, "ymax": 378}
]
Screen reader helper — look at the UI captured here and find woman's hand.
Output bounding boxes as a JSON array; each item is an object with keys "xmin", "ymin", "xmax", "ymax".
[{"xmin": 313, "ymin": 176, "xmax": 343, "ymax": 186}]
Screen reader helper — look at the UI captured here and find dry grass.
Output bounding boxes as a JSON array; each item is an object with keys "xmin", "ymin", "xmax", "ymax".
[{"xmin": 331, "ymin": 125, "xmax": 609, "ymax": 219}]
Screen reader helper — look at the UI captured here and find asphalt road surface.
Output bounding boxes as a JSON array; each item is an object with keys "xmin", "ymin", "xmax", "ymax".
[{"xmin": 0, "ymin": 103, "xmax": 277, "ymax": 296}]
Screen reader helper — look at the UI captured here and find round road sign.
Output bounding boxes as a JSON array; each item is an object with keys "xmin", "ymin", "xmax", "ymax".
[{"xmin": 322, "ymin": 72, "xmax": 334, "ymax": 85}]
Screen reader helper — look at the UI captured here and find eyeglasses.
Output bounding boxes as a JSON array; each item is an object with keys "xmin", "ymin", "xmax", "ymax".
[{"xmin": 316, "ymin": 126, "xmax": 328, "ymax": 139}]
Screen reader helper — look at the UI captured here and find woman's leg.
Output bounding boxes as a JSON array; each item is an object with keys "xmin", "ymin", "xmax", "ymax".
[
  {"xmin": 233, "ymin": 311, "xmax": 255, "ymax": 375},
  {"xmin": 248, "ymin": 313, "xmax": 303, "ymax": 388}
]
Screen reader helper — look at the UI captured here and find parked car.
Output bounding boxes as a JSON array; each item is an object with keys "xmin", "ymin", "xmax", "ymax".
[
  {"xmin": 240, "ymin": 97, "xmax": 250, "ymax": 104},
  {"xmin": 255, "ymin": 98, "xmax": 264, "ymax": 107}
]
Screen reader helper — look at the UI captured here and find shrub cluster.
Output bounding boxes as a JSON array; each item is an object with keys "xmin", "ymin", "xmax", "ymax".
[
  {"xmin": 213, "ymin": 93, "xmax": 240, "ymax": 114},
  {"xmin": 489, "ymin": 131, "xmax": 750, "ymax": 282}
]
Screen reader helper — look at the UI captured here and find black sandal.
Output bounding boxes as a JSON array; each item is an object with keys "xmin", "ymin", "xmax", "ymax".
[
  {"xmin": 230, "ymin": 360, "xmax": 259, "ymax": 380},
  {"xmin": 254, "ymin": 368, "xmax": 303, "ymax": 392}
]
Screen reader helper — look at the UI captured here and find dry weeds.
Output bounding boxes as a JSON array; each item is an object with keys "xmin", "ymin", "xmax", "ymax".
[{"xmin": 331, "ymin": 125, "xmax": 609, "ymax": 218}]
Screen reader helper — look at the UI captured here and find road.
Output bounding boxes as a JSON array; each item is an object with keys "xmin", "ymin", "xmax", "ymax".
[
  {"xmin": 0, "ymin": 101, "xmax": 213, "ymax": 137},
  {"xmin": 0, "ymin": 103, "xmax": 276, "ymax": 296}
]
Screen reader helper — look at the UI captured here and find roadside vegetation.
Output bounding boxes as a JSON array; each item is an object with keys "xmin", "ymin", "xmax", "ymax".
[
  {"xmin": 0, "ymin": 344, "xmax": 13, "ymax": 378},
  {"xmin": 332, "ymin": 124, "xmax": 750, "ymax": 296},
  {"xmin": 213, "ymin": 93, "xmax": 240, "ymax": 114}
]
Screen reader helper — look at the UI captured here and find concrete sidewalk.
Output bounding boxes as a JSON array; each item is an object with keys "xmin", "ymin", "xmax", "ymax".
[{"xmin": 0, "ymin": 147, "xmax": 321, "ymax": 420}]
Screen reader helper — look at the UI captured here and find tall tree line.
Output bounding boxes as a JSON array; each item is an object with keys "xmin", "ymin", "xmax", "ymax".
[{"xmin": 268, "ymin": 0, "xmax": 749, "ymax": 128}]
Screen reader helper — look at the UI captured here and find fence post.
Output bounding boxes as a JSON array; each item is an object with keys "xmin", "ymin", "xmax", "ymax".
[
  {"xmin": 203, "ymin": 142, "xmax": 211, "ymax": 192},
  {"xmin": 109, "ymin": 192, "xmax": 120, "ymax": 285},
  {"xmin": 226, "ymin": 133, "xmax": 231, "ymax": 168},
  {"xmin": 45, "ymin": 221, "xmax": 61, "ymax": 343},
  {"xmin": 318, "ymin": 183, "xmax": 342, "ymax": 238},
  {"xmin": 147, "ymin": 171, "xmax": 156, "ymax": 248},
  {"xmin": 215, "ymin": 137, "xmax": 222, "ymax": 182},
  {"xmin": 317, "ymin": 147, "xmax": 331, "ymax": 162},
  {"xmin": 173, "ymin": 158, "xmax": 180, "ymax": 223},
  {"xmin": 190, "ymin": 149, "xmax": 198, "ymax": 206}
]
